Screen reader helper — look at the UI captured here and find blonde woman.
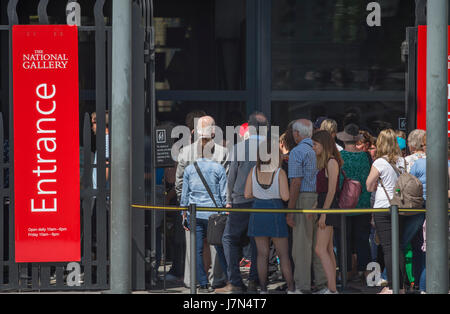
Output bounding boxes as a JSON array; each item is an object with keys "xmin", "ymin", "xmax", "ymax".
[
  {"xmin": 366, "ymin": 129, "xmax": 407, "ymax": 294},
  {"xmin": 320, "ymin": 119, "xmax": 343, "ymax": 151},
  {"xmin": 311, "ymin": 130, "xmax": 343, "ymax": 294}
]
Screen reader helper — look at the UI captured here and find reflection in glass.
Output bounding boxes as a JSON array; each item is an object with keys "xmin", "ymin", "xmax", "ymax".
[
  {"xmin": 272, "ymin": 101, "xmax": 405, "ymax": 136},
  {"xmin": 272, "ymin": 0, "xmax": 413, "ymax": 91},
  {"xmin": 154, "ymin": 0, "xmax": 246, "ymax": 90},
  {"xmin": 156, "ymin": 101, "xmax": 247, "ymax": 131}
]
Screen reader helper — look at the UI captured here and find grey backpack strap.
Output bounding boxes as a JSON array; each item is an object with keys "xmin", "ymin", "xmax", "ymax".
[
  {"xmin": 378, "ymin": 157, "xmax": 395, "ymax": 204},
  {"xmin": 377, "ymin": 177, "xmax": 392, "ymax": 204},
  {"xmin": 382, "ymin": 157, "xmax": 402, "ymax": 177}
]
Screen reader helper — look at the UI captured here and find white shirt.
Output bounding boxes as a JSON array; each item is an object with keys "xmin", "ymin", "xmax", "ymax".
[{"xmin": 372, "ymin": 156, "xmax": 406, "ymax": 208}]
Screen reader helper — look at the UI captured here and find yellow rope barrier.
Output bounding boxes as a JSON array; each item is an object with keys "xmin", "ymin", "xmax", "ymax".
[{"xmin": 131, "ymin": 204, "xmax": 441, "ymax": 214}]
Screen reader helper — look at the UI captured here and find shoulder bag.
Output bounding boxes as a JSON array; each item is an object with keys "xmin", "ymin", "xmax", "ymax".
[{"xmin": 338, "ymin": 169, "xmax": 362, "ymax": 209}]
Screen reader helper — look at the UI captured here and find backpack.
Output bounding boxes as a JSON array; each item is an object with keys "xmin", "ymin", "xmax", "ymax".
[
  {"xmin": 378, "ymin": 158, "xmax": 424, "ymax": 213},
  {"xmin": 338, "ymin": 170, "xmax": 362, "ymax": 209}
]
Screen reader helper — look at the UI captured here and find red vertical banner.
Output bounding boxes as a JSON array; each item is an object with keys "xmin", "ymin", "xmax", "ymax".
[
  {"xmin": 417, "ymin": 25, "xmax": 450, "ymax": 135},
  {"xmin": 13, "ymin": 25, "xmax": 80, "ymax": 263}
]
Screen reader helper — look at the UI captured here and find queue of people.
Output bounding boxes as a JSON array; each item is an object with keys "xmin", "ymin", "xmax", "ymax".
[{"xmin": 159, "ymin": 110, "xmax": 449, "ymax": 294}]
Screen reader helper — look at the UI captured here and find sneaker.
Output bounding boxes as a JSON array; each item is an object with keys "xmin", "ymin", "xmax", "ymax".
[
  {"xmin": 215, "ymin": 283, "xmax": 246, "ymax": 294},
  {"xmin": 313, "ymin": 287, "xmax": 328, "ymax": 294},
  {"xmin": 198, "ymin": 284, "xmax": 215, "ymax": 293},
  {"xmin": 375, "ymin": 277, "xmax": 388, "ymax": 287},
  {"xmin": 268, "ymin": 270, "xmax": 281, "ymax": 282},
  {"xmin": 377, "ymin": 287, "xmax": 393, "ymax": 294},
  {"xmin": 212, "ymin": 282, "xmax": 228, "ymax": 289},
  {"xmin": 239, "ymin": 258, "xmax": 251, "ymax": 268},
  {"xmin": 247, "ymin": 280, "xmax": 258, "ymax": 293},
  {"xmin": 289, "ymin": 289, "xmax": 304, "ymax": 294},
  {"xmin": 259, "ymin": 289, "xmax": 269, "ymax": 294},
  {"xmin": 322, "ymin": 288, "xmax": 339, "ymax": 294}
]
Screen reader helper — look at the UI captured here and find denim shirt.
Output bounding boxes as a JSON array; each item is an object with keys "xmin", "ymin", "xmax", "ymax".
[{"xmin": 180, "ymin": 158, "xmax": 228, "ymax": 220}]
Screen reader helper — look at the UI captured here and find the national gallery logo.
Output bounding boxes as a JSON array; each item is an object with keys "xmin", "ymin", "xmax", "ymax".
[{"xmin": 22, "ymin": 50, "xmax": 69, "ymax": 70}]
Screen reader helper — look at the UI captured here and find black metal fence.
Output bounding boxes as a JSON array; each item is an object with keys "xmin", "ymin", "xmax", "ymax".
[{"xmin": 0, "ymin": 0, "xmax": 150, "ymax": 291}]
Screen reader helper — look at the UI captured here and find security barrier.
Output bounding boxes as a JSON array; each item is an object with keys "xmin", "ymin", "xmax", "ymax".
[{"xmin": 133, "ymin": 203, "xmax": 441, "ymax": 294}]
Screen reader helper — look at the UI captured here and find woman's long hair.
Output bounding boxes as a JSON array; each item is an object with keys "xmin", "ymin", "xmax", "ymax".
[
  {"xmin": 312, "ymin": 130, "xmax": 343, "ymax": 170},
  {"xmin": 281, "ymin": 121, "xmax": 297, "ymax": 152},
  {"xmin": 375, "ymin": 129, "xmax": 401, "ymax": 164},
  {"xmin": 256, "ymin": 139, "xmax": 281, "ymax": 172}
]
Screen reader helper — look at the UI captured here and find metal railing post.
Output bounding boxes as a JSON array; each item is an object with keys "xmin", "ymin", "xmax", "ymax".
[
  {"xmin": 190, "ymin": 204, "xmax": 197, "ymax": 294},
  {"xmin": 390, "ymin": 205, "xmax": 400, "ymax": 294},
  {"xmin": 109, "ymin": 0, "xmax": 132, "ymax": 294},
  {"xmin": 426, "ymin": 0, "xmax": 449, "ymax": 294},
  {"xmin": 340, "ymin": 215, "xmax": 347, "ymax": 290}
]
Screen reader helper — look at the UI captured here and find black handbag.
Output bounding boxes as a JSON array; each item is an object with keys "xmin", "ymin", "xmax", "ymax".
[
  {"xmin": 206, "ymin": 214, "xmax": 228, "ymax": 246},
  {"xmin": 193, "ymin": 161, "xmax": 227, "ymax": 246}
]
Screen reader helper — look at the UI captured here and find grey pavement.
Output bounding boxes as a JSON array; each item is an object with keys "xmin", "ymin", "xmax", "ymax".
[{"xmin": 0, "ymin": 263, "xmax": 424, "ymax": 294}]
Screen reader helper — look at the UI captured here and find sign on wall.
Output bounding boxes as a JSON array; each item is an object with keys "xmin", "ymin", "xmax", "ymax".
[
  {"xmin": 416, "ymin": 25, "xmax": 450, "ymax": 135},
  {"xmin": 155, "ymin": 126, "xmax": 176, "ymax": 168},
  {"xmin": 13, "ymin": 25, "xmax": 80, "ymax": 263}
]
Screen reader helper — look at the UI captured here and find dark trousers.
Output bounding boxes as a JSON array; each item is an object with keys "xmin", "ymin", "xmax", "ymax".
[
  {"xmin": 222, "ymin": 202, "xmax": 258, "ymax": 287},
  {"xmin": 168, "ymin": 212, "xmax": 185, "ymax": 277},
  {"xmin": 374, "ymin": 213, "xmax": 406, "ymax": 289},
  {"xmin": 336, "ymin": 214, "xmax": 372, "ymax": 272},
  {"xmin": 195, "ymin": 218, "xmax": 228, "ymax": 286},
  {"xmin": 400, "ymin": 213, "xmax": 425, "ymax": 286}
]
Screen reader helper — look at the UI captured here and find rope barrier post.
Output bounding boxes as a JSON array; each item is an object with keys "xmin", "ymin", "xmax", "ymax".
[
  {"xmin": 189, "ymin": 203, "xmax": 197, "ymax": 294},
  {"xmin": 339, "ymin": 214, "xmax": 347, "ymax": 290},
  {"xmin": 390, "ymin": 205, "xmax": 400, "ymax": 294}
]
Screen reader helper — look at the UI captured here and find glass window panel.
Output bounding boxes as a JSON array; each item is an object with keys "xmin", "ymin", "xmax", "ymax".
[
  {"xmin": 155, "ymin": 101, "xmax": 247, "ymax": 131},
  {"xmin": 155, "ymin": 0, "xmax": 246, "ymax": 90},
  {"xmin": 272, "ymin": 101, "xmax": 405, "ymax": 136},
  {"xmin": 272, "ymin": 0, "xmax": 414, "ymax": 91}
]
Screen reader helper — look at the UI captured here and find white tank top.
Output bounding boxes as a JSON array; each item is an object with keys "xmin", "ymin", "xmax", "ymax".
[{"xmin": 252, "ymin": 167, "xmax": 281, "ymax": 200}]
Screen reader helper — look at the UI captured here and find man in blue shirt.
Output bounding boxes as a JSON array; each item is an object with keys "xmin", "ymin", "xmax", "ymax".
[
  {"xmin": 286, "ymin": 119, "xmax": 327, "ymax": 294},
  {"xmin": 176, "ymin": 114, "xmax": 229, "ymax": 290},
  {"xmin": 179, "ymin": 116, "xmax": 229, "ymax": 293}
]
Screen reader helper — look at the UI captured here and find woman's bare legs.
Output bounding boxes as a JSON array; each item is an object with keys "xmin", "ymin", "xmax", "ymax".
[
  {"xmin": 272, "ymin": 237, "xmax": 295, "ymax": 292},
  {"xmin": 254, "ymin": 237, "xmax": 270, "ymax": 291},
  {"xmin": 315, "ymin": 226, "xmax": 337, "ymax": 292},
  {"xmin": 327, "ymin": 229, "xmax": 336, "ymax": 281}
]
